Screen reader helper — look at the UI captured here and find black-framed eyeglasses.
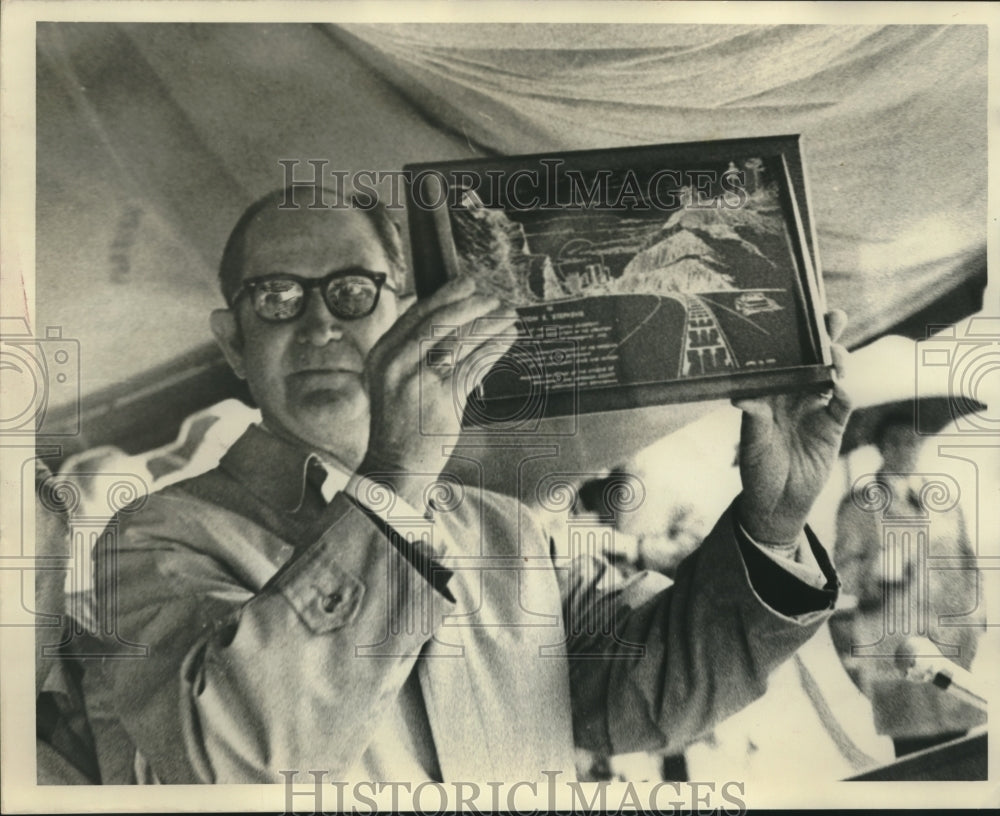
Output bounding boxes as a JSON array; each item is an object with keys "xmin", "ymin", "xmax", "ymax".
[{"xmin": 230, "ymin": 267, "xmax": 394, "ymax": 323}]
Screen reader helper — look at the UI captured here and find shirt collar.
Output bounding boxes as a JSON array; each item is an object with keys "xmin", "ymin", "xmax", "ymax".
[{"xmin": 218, "ymin": 423, "xmax": 350, "ymax": 512}]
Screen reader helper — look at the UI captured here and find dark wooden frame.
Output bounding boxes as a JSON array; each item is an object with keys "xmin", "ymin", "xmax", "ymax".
[{"xmin": 405, "ymin": 135, "xmax": 832, "ymax": 424}]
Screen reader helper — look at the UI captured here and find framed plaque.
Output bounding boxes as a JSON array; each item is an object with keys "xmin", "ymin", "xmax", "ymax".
[{"xmin": 405, "ymin": 135, "xmax": 833, "ymax": 427}]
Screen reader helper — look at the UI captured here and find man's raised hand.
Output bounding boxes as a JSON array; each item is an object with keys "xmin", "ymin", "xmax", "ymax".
[
  {"xmin": 359, "ymin": 276, "xmax": 518, "ymax": 505},
  {"xmin": 734, "ymin": 310, "xmax": 852, "ymax": 545}
]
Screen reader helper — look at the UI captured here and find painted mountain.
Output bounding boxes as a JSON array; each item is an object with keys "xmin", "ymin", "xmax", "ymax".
[
  {"xmin": 449, "ymin": 183, "xmax": 789, "ymax": 304},
  {"xmin": 618, "ymin": 229, "xmax": 736, "ymax": 294},
  {"xmin": 449, "ymin": 205, "xmax": 558, "ymax": 305},
  {"xmin": 615, "ymin": 185, "xmax": 786, "ymax": 295}
]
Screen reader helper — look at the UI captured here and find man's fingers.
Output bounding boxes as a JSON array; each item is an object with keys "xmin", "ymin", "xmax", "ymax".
[
  {"xmin": 825, "ymin": 309, "xmax": 848, "ymax": 345},
  {"xmin": 830, "ymin": 342, "xmax": 848, "ymax": 381},
  {"xmin": 375, "ymin": 290, "xmax": 502, "ymax": 377},
  {"xmin": 413, "ymin": 295, "xmax": 507, "ymax": 349},
  {"xmin": 423, "ymin": 311, "xmax": 520, "ymax": 380},
  {"xmin": 822, "ymin": 341, "xmax": 851, "ymax": 425},
  {"xmin": 432, "ymin": 318, "xmax": 522, "ymax": 405},
  {"xmin": 825, "ymin": 378, "xmax": 853, "ymax": 426},
  {"xmin": 732, "ymin": 396, "xmax": 774, "ymax": 420},
  {"xmin": 736, "ymin": 403, "xmax": 777, "ymax": 468},
  {"xmin": 374, "ymin": 276, "xmax": 479, "ymax": 358},
  {"xmin": 400, "ymin": 276, "xmax": 478, "ymax": 328},
  {"xmin": 451, "ymin": 317, "xmax": 520, "ymax": 362}
]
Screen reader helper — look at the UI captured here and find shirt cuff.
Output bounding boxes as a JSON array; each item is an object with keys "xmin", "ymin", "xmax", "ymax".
[
  {"xmin": 735, "ymin": 519, "xmax": 838, "ymax": 618},
  {"xmin": 342, "ymin": 473, "xmax": 456, "ymax": 601},
  {"xmin": 738, "ymin": 522, "xmax": 828, "ymax": 590}
]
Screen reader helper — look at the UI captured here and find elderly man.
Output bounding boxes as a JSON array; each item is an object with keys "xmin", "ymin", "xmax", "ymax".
[{"xmin": 87, "ymin": 186, "xmax": 850, "ymax": 786}]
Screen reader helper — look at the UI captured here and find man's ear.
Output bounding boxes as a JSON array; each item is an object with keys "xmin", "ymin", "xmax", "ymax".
[{"xmin": 210, "ymin": 309, "xmax": 247, "ymax": 380}]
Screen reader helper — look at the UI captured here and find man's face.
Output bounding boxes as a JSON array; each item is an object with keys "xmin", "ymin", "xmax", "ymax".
[{"xmin": 221, "ymin": 206, "xmax": 399, "ymax": 457}]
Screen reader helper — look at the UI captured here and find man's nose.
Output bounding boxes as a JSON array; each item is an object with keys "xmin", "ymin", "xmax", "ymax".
[{"xmin": 295, "ymin": 288, "xmax": 344, "ymax": 346}]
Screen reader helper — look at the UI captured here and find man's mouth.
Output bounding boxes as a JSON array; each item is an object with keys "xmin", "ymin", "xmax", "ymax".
[
  {"xmin": 287, "ymin": 368, "xmax": 364, "ymax": 388},
  {"xmin": 290, "ymin": 366, "xmax": 361, "ymax": 376}
]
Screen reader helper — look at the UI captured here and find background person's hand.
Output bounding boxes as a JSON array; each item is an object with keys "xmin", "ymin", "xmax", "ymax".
[
  {"xmin": 358, "ymin": 276, "xmax": 518, "ymax": 506},
  {"xmin": 734, "ymin": 310, "xmax": 852, "ymax": 544}
]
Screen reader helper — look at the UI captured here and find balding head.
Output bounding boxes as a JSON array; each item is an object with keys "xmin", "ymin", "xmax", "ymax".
[{"xmin": 218, "ymin": 186, "xmax": 406, "ymax": 307}]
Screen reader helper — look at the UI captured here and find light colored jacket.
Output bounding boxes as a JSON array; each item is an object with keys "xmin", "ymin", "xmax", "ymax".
[{"xmin": 84, "ymin": 426, "xmax": 837, "ymax": 784}]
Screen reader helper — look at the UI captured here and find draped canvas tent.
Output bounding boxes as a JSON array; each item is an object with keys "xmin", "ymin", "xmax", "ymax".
[
  {"xmin": 12, "ymin": 20, "xmax": 994, "ymax": 798},
  {"xmin": 34, "ymin": 22, "xmax": 987, "ymax": 473}
]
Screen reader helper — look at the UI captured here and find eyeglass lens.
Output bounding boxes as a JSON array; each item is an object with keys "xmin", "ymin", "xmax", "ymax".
[{"xmin": 252, "ymin": 274, "xmax": 380, "ymax": 321}]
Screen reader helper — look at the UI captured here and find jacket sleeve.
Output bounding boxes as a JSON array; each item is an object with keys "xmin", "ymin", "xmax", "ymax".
[
  {"xmin": 559, "ymin": 499, "xmax": 838, "ymax": 756},
  {"xmin": 92, "ymin": 490, "xmax": 454, "ymax": 783}
]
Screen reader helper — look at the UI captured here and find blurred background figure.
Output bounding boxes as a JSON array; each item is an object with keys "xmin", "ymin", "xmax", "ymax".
[
  {"xmin": 34, "ymin": 459, "xmax": 100, "ymax": 784},
  {"xmin": 831, "ymin": 408, "xmax": 986, "ymax": 757}
]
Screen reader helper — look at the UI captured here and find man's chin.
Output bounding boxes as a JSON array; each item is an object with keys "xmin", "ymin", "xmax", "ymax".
[
  {"xmin": 288, "ymin": 369, "xmax": 361, "ymax": 391},
  {"xmin": 286, "ymin": 371, "xmax": 362, "ymax": 405},
  {"xmin": 260, "ymin": 375, "xmax": 369, "ymax": 451},
  {"xmin": 287, "ymin": 383, "xmax": 368, "ymax": 430},
  {"xmin": 293, "ymin": 388, "xmax": 366, "ymax": 419}
]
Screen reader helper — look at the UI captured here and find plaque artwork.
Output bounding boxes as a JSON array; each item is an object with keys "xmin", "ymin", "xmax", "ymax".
[{"xmin": 405, "ymin": 135, "xmax": 832, "ymax": 426}]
